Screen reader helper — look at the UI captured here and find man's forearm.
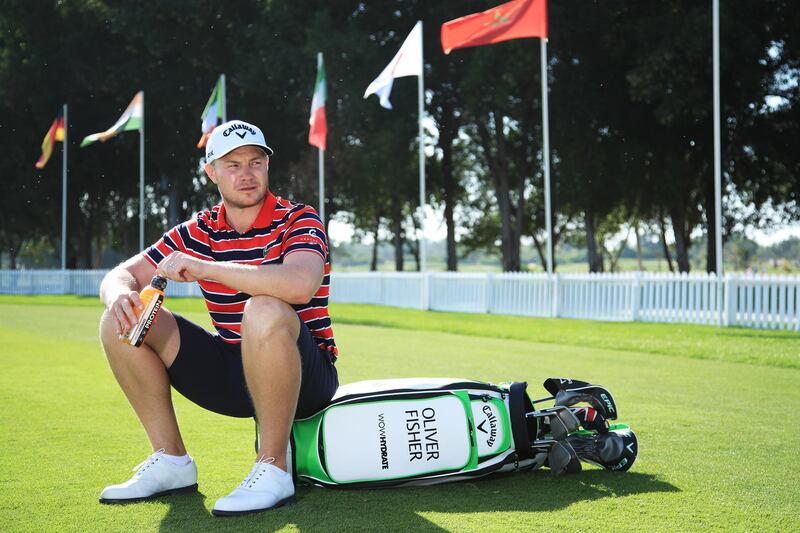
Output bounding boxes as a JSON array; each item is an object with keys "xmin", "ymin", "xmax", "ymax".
[
  {"xmin": 202, "ymin": 261, "xmax": 319, "ymax": 304},
  {"xmin": 100, "ymin": 266, "xmax": 140, "ymax": 307}
]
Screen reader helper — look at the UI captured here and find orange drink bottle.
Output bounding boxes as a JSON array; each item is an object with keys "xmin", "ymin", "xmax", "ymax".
[{"xmin": 122, "ymin": 275, "xmax": 167, "ymax": 347}]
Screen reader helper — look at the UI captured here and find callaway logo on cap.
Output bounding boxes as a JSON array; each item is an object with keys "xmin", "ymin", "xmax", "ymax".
[{"xmin": 206, "ymin": 120, "xmax": 274, "ymax": 164}]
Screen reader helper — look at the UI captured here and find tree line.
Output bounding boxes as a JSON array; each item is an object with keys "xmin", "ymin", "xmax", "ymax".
[{"xmin": 1, "ymin": 0, "xmax": 797, "ymax": 272}]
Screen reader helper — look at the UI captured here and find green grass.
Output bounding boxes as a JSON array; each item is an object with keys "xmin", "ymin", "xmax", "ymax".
[
  {"xmin": 1, "ymin": 295, "xmax": 799, "ymax": 531},
  {"xmin": 331, "ymin": 303, "xmax": 800, "ymax": 370}
]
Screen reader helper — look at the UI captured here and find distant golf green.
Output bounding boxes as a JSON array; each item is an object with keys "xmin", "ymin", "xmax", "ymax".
[{"xmin": 1, "ymin": 295, "xmax": 798, "ymax": 531}]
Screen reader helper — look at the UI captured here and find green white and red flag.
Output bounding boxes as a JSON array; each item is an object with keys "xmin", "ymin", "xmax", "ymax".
[
  {"xmin": 441, "ymin": 0, "xmax": 548, "ymax": 54},
  {"xmin": 80, "ymin": 91, "xmax": 143, "ymax": 147},
  {"xmin": 197, "ymin": 75, "xmax": 226, "ymax": 149},
  {"xmin": 308, "ymin": 54, "xmax": 327, "ymax": 151}
]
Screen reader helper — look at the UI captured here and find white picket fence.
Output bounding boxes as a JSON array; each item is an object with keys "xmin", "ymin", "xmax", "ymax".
[
  {"xmin": 1, "ymin": 269, "xmax": 798, "ymax": 330},
  {"xmin": 331, "ymin": 271, "xmax": 800, "ymax": 330},
  {"xmin": 0, "ymin": 269, "xmax": 204, "ymax": 298}
]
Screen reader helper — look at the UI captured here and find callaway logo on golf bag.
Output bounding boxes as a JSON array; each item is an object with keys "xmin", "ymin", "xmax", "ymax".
[
  {"xmin": 476, "ymin": 404, "xmax": 499, "ymax": 449},
  {"xmin": 267, "ymin": 376, "xmax": 639, "ymax": 489}
]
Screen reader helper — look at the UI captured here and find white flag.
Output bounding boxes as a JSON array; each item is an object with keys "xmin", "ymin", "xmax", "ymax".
[{"xmin": 364, "ymin": 21, "xmax": 423, "ymax": 110}]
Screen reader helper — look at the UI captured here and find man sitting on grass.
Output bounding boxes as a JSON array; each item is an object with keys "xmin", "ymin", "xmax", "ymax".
[{"xmin": 97, "ymin": 120, "xmax": 338, "ymax": 516}]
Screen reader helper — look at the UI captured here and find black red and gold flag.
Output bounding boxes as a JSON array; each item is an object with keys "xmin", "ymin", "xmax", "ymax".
[{"xmin": 35, "ymin": 112, "xmax": 65, "ymax": 169}]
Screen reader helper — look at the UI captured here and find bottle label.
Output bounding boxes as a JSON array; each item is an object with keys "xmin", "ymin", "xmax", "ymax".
[{"xmin": 128, "ymin": 294, "xmax": 164, "ymax": 347}]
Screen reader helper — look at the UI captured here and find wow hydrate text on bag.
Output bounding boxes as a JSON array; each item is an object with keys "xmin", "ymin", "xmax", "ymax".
[{"xmin": 324, "ymin": 395, "xmax": 471, "ymax": 483}]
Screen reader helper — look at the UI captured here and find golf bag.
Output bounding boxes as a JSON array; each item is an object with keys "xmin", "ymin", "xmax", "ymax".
[{"xmin": 275, "ymin": 377, "xmax": 638, "ymax": 488}]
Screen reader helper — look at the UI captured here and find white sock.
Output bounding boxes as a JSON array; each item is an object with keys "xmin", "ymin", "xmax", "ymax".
[{"xmin": 161, "ymin": 452, "xmax": 191, "ymax": 466}]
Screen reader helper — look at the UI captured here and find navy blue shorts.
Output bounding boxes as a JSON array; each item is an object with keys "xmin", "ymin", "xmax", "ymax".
[{"xmin": 166, "ymin": 313, "xmax": 338, "ymax": 419}]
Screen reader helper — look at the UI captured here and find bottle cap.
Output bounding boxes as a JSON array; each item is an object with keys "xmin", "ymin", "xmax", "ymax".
[{"xmin": 151, "ymin": 275, "xmax": 168, "ymax": 291}]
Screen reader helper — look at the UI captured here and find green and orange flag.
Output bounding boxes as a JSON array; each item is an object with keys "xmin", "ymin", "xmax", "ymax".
[
  {"xmin": 308, "ymin": 54, "xmax": 327, "ymax": 151},
  {"xmin": 35, "ymin": 111, "xmax": 65, "ymax": 169},
  {"xmin": 441, "ymin": 0, "xmax": 548, "ymax": 54}
]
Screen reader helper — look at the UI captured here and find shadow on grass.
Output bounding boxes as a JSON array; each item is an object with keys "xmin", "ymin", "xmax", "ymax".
[{"xmin": 157, "ymin": 470, "xmax": 678, "ymax": 532}]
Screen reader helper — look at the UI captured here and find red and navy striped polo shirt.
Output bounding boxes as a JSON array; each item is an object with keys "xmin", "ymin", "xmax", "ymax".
[{"xmin": 142, "ymin": 193, "xmax": 337, "ymax": 358}]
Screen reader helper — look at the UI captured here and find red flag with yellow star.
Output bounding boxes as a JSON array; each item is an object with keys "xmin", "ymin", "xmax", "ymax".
[{"xmin": 441, "ymin": 0, "xmax": 547, "ymax": 55}]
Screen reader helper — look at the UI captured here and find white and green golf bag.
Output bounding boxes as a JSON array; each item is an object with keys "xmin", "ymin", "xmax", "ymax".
[{"xmin": 274, "ymin": 377, "xmax": 637, "ymax": 488}]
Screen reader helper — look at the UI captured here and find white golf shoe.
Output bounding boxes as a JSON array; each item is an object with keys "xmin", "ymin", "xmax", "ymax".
[
  {"xmin": 99, "ymin": 449, "xmax": 198, "ymax": 503},
  {"xmin": 212, "ymin": 458, "xmax": 295, "ymax": 516}
]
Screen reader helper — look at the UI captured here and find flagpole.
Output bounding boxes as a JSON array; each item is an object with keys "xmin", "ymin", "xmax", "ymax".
[
  {"xmin": 540, "ymin": 38, "xmax": 553, "ymax": 275},
  {"xmin": 317, "ymin": 53, "xmax": 326, "ymax": 226},
  {"xmin": 318, "ymin": 148, "xmax": 325, "ymax": 224},
  {"xmin": 417, "ymin": 21, "xmax": 427, "ymax": 273},
  {"xmin": 713, "ymin": 0, "xmax": 724, "ymax": 324},
  {"xmin": 61, "ymin": 103, "xmax": 68, "ymax": 271},
  {"xmin": 139, "ymin": 92, "xmax": 145, "ymax": 251},
  {"xmin": 220, "ymin": 74, "xmax": 227, "ymax": 122}
]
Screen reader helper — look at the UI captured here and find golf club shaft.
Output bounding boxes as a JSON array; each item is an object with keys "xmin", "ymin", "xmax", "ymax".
[{"xmin": 532, "ymin": 396, "xmax": 555, "ymax": 404}]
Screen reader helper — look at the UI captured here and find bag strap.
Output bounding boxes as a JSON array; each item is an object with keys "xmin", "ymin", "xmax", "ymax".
[{"xmin": 509, "ymin": 382, "xmax": 534, "ymax": 460}]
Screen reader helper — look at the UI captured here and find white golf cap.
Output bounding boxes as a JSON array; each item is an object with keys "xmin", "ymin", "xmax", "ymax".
[{"xmin": 205, "ymin": 120, "xmax": 274, "ymax": 164}]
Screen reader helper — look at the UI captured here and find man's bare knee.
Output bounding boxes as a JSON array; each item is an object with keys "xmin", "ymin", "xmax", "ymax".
[
  {"xmin": 241, "ymin": 296, "xmax": 299, "ymax": 342},
  {"xmin": 98, "ymin": 307, "xmax": 179, "ymax": 368},
  {"xmin": 99, "ymin": 309, "xmax": 120, "ymax": 348}
]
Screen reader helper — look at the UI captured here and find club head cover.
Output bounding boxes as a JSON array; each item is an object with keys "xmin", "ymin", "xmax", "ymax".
[
  {"xmin": 570, "ymin": 406, "xmax": 610, "ymax": 433},
  {"xmin": 553, "ymin": 386, "xmax": 618, "ymax": 420},
  {"xmin": 543, "ymin": 378, "xmax": 618, "ymax": 419},
  {"xmin": 567, "ymin": 426, "xmax": 638, "ymax": 472},
  {"xmin": 543, "ymin": 378, "xmax": 593, "ymax": 396}
]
